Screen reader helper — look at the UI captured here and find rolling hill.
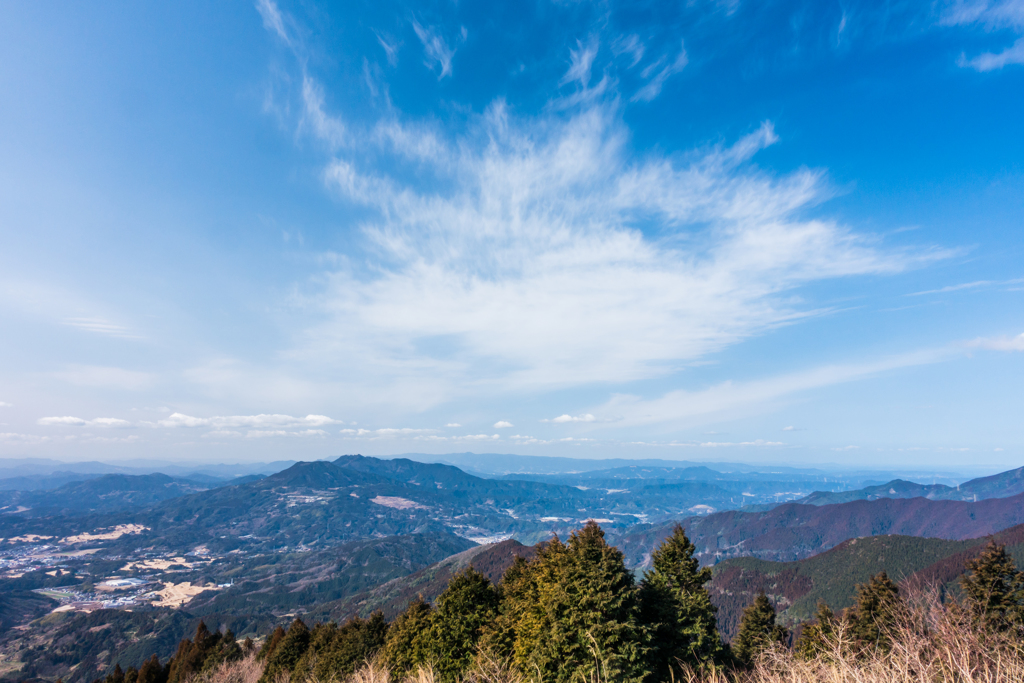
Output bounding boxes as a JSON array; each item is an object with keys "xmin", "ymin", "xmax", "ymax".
[
  {"xmin": 707, "ymin": 522, "xmax": 1024, "ymax": 641},
  {"xmin": 615, "ymin": 491, "xmax": 1024, "ymax": 568}
]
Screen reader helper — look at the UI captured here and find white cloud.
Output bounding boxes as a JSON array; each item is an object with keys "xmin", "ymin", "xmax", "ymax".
[
  {"xmin": 37, "ymin": 416, "xmax": 132, "ymax": 428},
  {"xmin": 256, "ymin": 0, "xmax": 290, "ymax": 45},
  {"xmin": 561, "ymin": 38, "xmax": 599, "ymax": 88},
  {"xmin": 62, "ymin": 317, "xmax": 142, "ymax": 340},
  {"xmin": 782, "ymin": 425, "xmax": 796, "ymax": 431},
  {"xmin": 157, "ymin": 412, "xmax": 341, "ymax": 428},
  {"xmin": 38, "ymin": 416, "xmax": 85, "ymax": 426},
  {"xmin": 960, "ymin": 37, "xmax": 1024, "ymax": 70},
  {"xmin": 700, "ymin": 439, "xmax": 783, "ymax": 447},
  {"xmin": 612, "ymin": 34, "xmax": 645, "ymax": 67},
  {"xmin": 942, "ymin": 0, "xmax": 1024, "ymax": 29},
  {"xmin": 246, "ymin": 428, "xmax": 327, "ymax": 438},
  {"xmin": 493, "ymin": 420, "xmax": 513, "ymax": 428},
  {"xmin": 375, "ymin": 31, "xmax": 400, "ymax": 66},
  {"xmin": 597, "ymin": 348, "xmax": 953, "ymax": 428},
  {"xmin": 0, "ymin": 402, "xmax": 11, "ymax": 407},
  {"xmin": 301, "ymin": 76, "xmax": 346, "ymax": 148},
  {"xmin": 964, "ymin": 332, "xmax": 1024, "ymax": 351},
  {"xmin": 943, "ymin": 1, "xmax": 1024, "ymax": 70},
  {"xmin": 545, "ymin": 413, "xmax": 597, "ymax": 423},
  {"xmin": 249, "ymin": 7, "xmax": 952, "ymax": 420},
  {"xmin": 632, "ymin": 42, "xmax": 688, "ymax": 102},
  {"xmin": 445, "ymin": 422, "xmax": 461, "ymax": 427},
  {"xmin": 412, "ymin": 21, "xmax": 456, "ymax": 79},
  {"xmin": 302, "ymin": 107, "xmax": 944, "ymax": 409},
  {"xmin": 0, "ymin": 432, "xmax": 50, "ymax": 444}
]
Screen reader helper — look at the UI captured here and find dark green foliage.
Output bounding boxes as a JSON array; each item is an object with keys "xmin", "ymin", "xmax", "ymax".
[
  {"xmin": 382, "ymin": 597, "xmax": 434, "ymax": 677},
  {"xmin": 425, "ymin": 568, "xmax": 500, "ymax": 682},
  {"xmin": 136, "ymin": 656, "xmax": 167, "ymax": 683},
  {"xmin": 257, "ymin": 625, "xmax": 286, "ymax": 662},
  {"xmin": 258, "ymin": 619, "xmax": 311, "ymax": 683},
  {"xmin": 960, "ymin": 541, "xmax": 1024, "ymax": 631},
  {"xmin": 640, "ymin": 525, "xmax": 725, "ymax": 677},
  {"xmin": 794, "ymin": 601, "xmax": 836, "ymax": 660},
  {"xmin": 731, "ymin": 592, "xmax": 788, "ymax": 666},
  {"xmin": 291, "ymin": 613, "xmax": 389, "ymax": 682},
  {"xmin": 846, "ymin": 572, "xmax": 903, "ymax": 653},
  {"xmin": 506, "ymin": 522, "xmax": 648, "ymax": 683}
]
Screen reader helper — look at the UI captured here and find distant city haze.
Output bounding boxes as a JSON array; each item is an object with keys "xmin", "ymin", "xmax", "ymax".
[{"xmin": 1, "ymin": 1, "xmax": 1022, "ymax": 468}]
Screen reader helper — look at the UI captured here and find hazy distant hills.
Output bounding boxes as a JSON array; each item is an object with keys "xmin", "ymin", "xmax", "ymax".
[
  {"xmin": 0, "ymin": 473, "xmax": 237, "ymax": 515},
  {"xmin": 616, "ymin": 491, "xmax": 1024, "ymax": 568},
  {"xmin": 794, "ymin": 466, "xmax": 1024, "ymax": 506}
]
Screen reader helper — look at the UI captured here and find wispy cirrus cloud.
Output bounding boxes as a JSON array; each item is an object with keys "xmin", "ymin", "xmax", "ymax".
[
  {"xmin": 963, "ymin": 332, "xmax": 1024, "ymax": 351},
  {"xmin": 632, "ymin": 42, "xmax": 688, "ymax": 102},
  {"xmin": 596, "ymin": 348, "xmax": 954, "ymax": 428},
  {"xmin": 412, "ymin": 21, "xmax": 460, "ymax": 79},
  {"xmin": 250, "ymin": 1, "xmax": 955, "ymax": 426},
  {"xmin": 942, "ymin": 0, "xmax": 1024, "ymax": 69}
]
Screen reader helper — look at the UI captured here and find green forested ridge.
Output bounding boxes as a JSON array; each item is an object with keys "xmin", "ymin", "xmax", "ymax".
[{"xmin": 25, "ymin": 523, "xmax": 1024, "ymax": 683}]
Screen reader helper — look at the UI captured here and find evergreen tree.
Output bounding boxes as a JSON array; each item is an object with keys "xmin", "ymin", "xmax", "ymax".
[
  {"xmin": 136, "ymin": 656, "xmax": 168, "ymax": 683},
  {"xmin": 794, "ymin": 601, "xmax": 836, "ymax": 660},
  {"xmin": 259, "ymin": 618, "xmax": 311, "ymax": 683},
  {"xmin": 847, "ymin": 572, "xmax": 903, "ymax": 653},
  {"xmin": 258, "ymin": 626, "xmax": 286, "ymax": 662},
  {"xmin": 731, "ymin": 592, "xmax": 787, "ymax": 666},
  {"xmin": 479, "ymin": 555, "xmax": 537, "ymax": 661},
  {"xmin": 382, "ymin": 597, "xmax": 434, "ymax": 677},
  {"xmin": 508, "ymin": 522, "xmax": 649, "ymax": 683},
  {"xmin": 168, "ymin": 621, "xmax": 221, "ymax": 683},
  {"xmin": 426, "ymin": 567, "xmax": 501, "ymax": 682},
  {"xmin": 960, "ymin": 541, "xmax": 1024, "ymax": 631},
  {"xmin": 292, "ymin": 613, "xmax": 389, "ymax": 682},
  {"xmin": 639, "ymin": 525, "xmax": 725, "ymax": 677},
  {"xmin": 124, "ymin": 666, "xmax": 138, "ymax": 683}
]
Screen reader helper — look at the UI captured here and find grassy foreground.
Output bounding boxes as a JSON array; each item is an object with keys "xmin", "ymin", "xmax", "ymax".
[{"xmin": 189, "ymin": 589, "xmax": 1023, "ymax": 683}]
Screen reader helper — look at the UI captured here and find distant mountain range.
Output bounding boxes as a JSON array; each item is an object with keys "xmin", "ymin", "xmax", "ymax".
[
  {"xmin": 793, "ymin": 466, "xmax": 1024, "ymax": 505},
  {"xmin": 615, "ymin": 489, "xmax": 1024, "ymax": 567},
  {"xmin": 3, "ymin": 452, "xmax": 1024, "ymax": 683}
]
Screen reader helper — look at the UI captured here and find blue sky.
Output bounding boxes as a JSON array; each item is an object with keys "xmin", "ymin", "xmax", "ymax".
[{"xmin": 0, "ymin": 0, "xmax": 1022, "ymax": 469}]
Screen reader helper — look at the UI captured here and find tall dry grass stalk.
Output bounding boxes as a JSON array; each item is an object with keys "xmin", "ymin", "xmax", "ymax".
[{"xmin": 187, "ymin": 653, "xmax": 265, "ymax": 683}]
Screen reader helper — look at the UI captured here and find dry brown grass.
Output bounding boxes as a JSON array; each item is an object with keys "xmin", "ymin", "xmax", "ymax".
[{"xmin": 189, "ymin": 590, "xmax": 1024, "ymax": 683}]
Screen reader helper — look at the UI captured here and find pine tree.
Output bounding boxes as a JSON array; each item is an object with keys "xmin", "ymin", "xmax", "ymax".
[
  {"xmin": 168, "ymin": 621, "xmax": 221, "ymax": 683},
  {"xmin": 507, "ymin": 522, "xmax": 649, "ymax": 683},
  {"xmin": 291, "ymin": 613, "xmax": 389, "ymax": 682},
  {"xmin": 258, "ymin": 626, "xmax": 286, "ymax": 662},
  {"xmin": 961, "ymin": 541, "xmax": 1024, "ymax": 631},
  {"xmin": 259, "ymin": 618, "xmax": 311, "ymax": 683},
  {"xmin": 639, "ymin": 525, "xmax": 725, "ymax": 677},
  {"xmin": 479, "ymin": 555, "xmax": 537, "ymax": 661},
  {"xmin": 794, "ymin": 601, "xmax": 836, "ymax": 660},
  {"xmin": 731, "ymin": 592, "xmax": 787, "ymax": 666},
  {"xmin": 847, "ymin": 572, "xmax": 903, "ymax": 653},
  {"xmin": 136, "ymin": 656, "xmax": 168, "ymax": 683},
  {"xmin": 123, "ymin": 666, "xmax": 138, "ymax": 683},
  {"xmin": 426, "ymin": 567, "xmax": 501, "ymax": 682},
  {"xmin": 382, "ymin": 597, "xmax": 434, "ymax": 677}
]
